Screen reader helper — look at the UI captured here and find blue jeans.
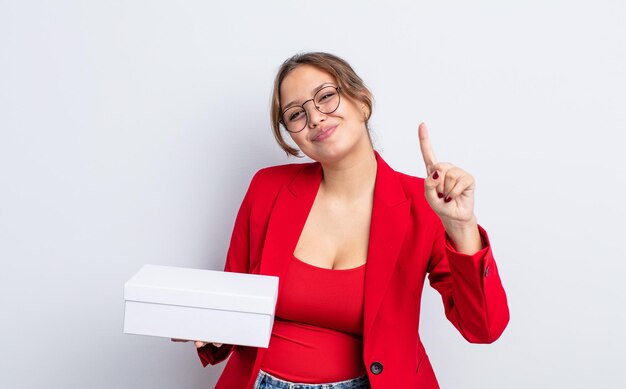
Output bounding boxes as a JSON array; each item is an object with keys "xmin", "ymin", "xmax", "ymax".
[{"xmin": 253, "ymin": 370, "xmax": 371, "ymax": 389}]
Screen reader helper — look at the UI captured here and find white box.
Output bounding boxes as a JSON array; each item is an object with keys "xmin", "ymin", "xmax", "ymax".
[{"xmin": 123, "ymin": 264, "xmax": 279, "ymax": 348}]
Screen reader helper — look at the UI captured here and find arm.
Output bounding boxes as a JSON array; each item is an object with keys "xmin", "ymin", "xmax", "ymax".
[
  {"xmin": 418, "ymin": 123, "xmax": 509, "ymax": 343},
  {"xmin": 428, "ymin": 221, "xmax": 509, "ymax": 343}
]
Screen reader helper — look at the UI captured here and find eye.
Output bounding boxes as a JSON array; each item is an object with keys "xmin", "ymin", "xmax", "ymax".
[
  {"xmin": 288, "ymin": 109, "xmax": 305, "ymax": 122},
  {"xmin": 317, "ymin": 91, "xmax": 336, "ymax": 103}
]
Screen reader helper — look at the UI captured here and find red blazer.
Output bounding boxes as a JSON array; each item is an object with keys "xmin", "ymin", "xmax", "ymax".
[{"xmin": 197, "ymin": 151, "xmax": 509, "ymax": 389}]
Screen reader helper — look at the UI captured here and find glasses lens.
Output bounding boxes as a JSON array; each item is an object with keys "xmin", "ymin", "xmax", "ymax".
[
  {"xmin": 314, "ymin": 86, "xmax": 340, "ymax": 114},
  {"xmin": 280, "ymin": 86, "xmax": 340, "ymax": 133},
  {"xmin": 282, "ymin": 107, "xmax": 307, "ymax": 133}
]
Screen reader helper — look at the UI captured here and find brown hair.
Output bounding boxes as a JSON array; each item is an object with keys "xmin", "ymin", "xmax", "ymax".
[{"xmin": 270, "ymin": 52, "xmax": 373, "ymax": 157}]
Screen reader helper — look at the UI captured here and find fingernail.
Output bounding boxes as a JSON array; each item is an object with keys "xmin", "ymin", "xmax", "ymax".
[
  {"xmin": 432, "ymin": 171, "xmax": 439, "ymax": 180},
  {"xmin": 444, "ymin": 196, "xmax": 452, "ymax": 203},
  {"xmin": 437, "ymin": 192, "xmax": 444, "ymax": 198}
]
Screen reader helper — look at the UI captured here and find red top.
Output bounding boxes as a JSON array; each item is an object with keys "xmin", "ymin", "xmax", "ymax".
[{"xmin": 260, "ymin": 255, "xmax": 367, "ymax": 383}]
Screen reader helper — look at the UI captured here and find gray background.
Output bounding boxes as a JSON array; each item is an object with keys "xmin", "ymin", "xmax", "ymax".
[{"xmin": 1, "ymin": 1, "xmax": 625, "ymax": 388}]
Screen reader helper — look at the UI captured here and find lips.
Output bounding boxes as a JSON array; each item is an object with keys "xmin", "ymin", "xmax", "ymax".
[{"xmin": 313, "ymin": 125, "xmax": 337, "ymax": 141}]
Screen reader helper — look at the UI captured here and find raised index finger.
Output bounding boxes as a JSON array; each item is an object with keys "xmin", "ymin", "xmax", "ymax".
[{"xmin": 418, "ymin": 122, "xmax": 438, "ymax": 175}]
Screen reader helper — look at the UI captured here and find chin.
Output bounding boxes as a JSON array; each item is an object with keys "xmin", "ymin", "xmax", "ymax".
[{"xmin": 303, "ymin": 144, "xmax": 354, "ymax": 165}]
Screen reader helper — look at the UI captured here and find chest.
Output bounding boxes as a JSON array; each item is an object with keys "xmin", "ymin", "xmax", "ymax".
[{"xmin": 293, "ymin": 191, "xmax": 373, "ymax": 270}]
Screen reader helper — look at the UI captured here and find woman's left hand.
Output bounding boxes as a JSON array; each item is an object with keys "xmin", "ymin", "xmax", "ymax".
[{"xmin": 418, "ymin": 123, "xmax": 477, "ymax": 231}]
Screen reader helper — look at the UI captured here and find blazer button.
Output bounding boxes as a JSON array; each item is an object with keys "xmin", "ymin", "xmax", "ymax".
[
  {"xmin": 370, "ymin": 361, "xmax": 383, "ymax": 375},
  {"xmin": 485, "ymin": 265, "xmax": 490, "ymax": 277}
]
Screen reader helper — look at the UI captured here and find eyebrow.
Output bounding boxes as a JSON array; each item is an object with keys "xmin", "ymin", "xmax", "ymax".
[{"xmin": 282, "ymin": 82, "xmax": 335, "ymax": 111}]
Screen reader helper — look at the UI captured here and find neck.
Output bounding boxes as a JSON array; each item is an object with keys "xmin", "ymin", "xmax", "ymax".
[{"xmin": 319, "ymin": 146, "xmax": 377, "ymax": 201}]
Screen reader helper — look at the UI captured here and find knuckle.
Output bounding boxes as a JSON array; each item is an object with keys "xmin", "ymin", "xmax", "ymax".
[
  {"xmin": 432, "ymin": 162, "xmax": 445, "ymax": 172},
  {"xmin": 460, "ymin": 173, "xmax": 473, "ymax": 184}
]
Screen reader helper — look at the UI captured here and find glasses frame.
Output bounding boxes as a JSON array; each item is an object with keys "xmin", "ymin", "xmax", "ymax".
[{"xmin": 280, "ymin": 86, "xmax": 342, "ymax": 133}]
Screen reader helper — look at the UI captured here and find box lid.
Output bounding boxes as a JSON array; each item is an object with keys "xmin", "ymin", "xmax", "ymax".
[{"xmin": 124, "ymin": 265, "xmax": 278, "ymax": 315}]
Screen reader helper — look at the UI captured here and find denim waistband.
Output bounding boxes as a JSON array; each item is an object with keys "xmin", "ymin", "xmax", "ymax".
[{"xmin": 254, "ymin": 369, "xmax": 371, "ymax": 389}]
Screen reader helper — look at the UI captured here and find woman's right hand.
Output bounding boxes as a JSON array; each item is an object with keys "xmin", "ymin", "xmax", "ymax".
[{"xmin": 170, "ymin": 338, "xmax": 224, "ymax": 348}]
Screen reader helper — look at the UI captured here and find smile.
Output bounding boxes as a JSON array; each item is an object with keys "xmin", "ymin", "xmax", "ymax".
[{"xmin": 313, "ymin": 126, "xmax": 337, "ymax": 142}]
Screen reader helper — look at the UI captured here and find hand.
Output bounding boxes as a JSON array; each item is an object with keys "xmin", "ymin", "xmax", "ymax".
[
  {"xmin": 170, "ymin": 338, "xmax": 224, "ymax": 349},
  {"xmin": 418, "ymin": 123, "xmax": 476, "ymax": 230}
]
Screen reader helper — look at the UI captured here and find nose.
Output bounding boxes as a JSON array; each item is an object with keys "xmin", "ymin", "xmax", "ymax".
[{"xmin": 303, "ymin": 100, "xmax": 326, "ymax": 128}]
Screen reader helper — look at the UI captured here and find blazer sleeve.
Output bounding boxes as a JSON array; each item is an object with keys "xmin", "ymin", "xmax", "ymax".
[
  {"xmin": 197, "ymin": 170, "xmax": 262, "ymax": 367},
  {"xmin": 427, "ymin": 221, "xmax": 510, "ymax": 344}
]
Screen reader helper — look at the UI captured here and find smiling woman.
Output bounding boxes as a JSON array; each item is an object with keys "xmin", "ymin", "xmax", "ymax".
[
  {"xmin": 180, "ymin": 52, "xmax": 510, "ymax": 389},
  {"xmin": 276, "ymin": 64, "xmax": 374, "ymax": 167},
  {"xmin": 270, "ymin": 53, "xmax": 373, "ymax": 158}
]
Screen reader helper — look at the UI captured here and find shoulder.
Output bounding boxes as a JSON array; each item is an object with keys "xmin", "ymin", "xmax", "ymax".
[
  {"xmin": 395, "ymin": 171, "xmax": 426, "ymax": 193},
  {"xmin": 375, "ymin": 151, "xmax": 427, "ymax": 199},
  {"xmin": 381, "ymin": 161, "xmax": 436, "ymax": 217},
  {"xmin": 383, "ymin": 162, "xmax": 427, "ymax": 200},
  {"xmin": 251, "ymin": 161, "xmax": 315, "ymax": 186},
  {"xmin": 244, "ymin": 161, "xmax": 317, "ymax": 200}
]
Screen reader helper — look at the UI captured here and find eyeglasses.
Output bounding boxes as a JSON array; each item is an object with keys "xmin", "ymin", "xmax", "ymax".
[{"xmin": 280, "ymin": 85, "xmax": 342, "ymax": 133}]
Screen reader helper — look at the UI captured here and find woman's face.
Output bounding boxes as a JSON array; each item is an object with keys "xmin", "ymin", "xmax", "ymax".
[{"xmin": 279, "ymin": 65, "xmax": 371, "ymax": 164}]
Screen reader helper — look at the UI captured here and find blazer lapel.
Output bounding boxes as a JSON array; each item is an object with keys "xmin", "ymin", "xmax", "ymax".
[
  {"xmin": 363, "ymin": 152, "xmax": 410, "ymax": 349},
  {"xmin": 259, "ymin": 162, "xmax": 322, "ymax": 279}
]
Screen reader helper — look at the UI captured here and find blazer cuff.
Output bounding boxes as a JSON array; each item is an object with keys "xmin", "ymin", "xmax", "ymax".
[
  {"xmin": 444, "ymin": 224, "xmax": 492, "ymax": 274},
  {"xmin": 197, "ymin": 343, "xmax": 234, "ymax": 367}
]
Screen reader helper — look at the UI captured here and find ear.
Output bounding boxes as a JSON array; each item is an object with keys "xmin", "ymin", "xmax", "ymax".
[
  {"xmin": 361, "ymin": 90, "xmax": 373, "ymax": 120},
  {"xmin": 361, "ymin": 103, "xmax": 371, "ymax": 121}
]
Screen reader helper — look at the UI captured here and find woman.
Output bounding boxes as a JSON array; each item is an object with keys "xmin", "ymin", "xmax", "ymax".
[{"xmin": 175, "ymin": 52, "xmax": 509, "ymax": 389}]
